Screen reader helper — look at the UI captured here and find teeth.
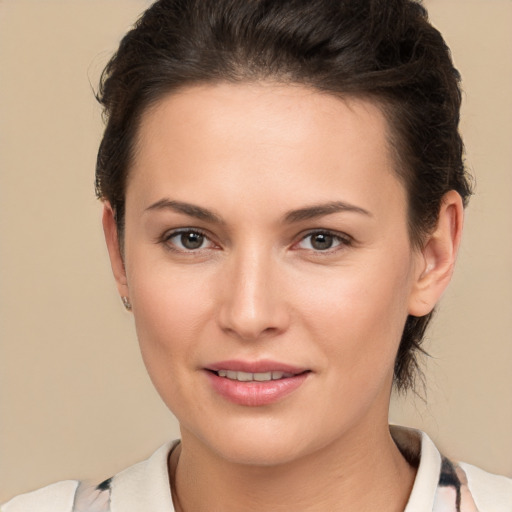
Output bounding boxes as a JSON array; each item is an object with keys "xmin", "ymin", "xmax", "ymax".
[
  {"xmin": 254, "ymin": 372, "xmax": 272, "ymax": 381},
  {"xmin": 215, "ymin": 370, "xmax": 294, "ymax": 381}
]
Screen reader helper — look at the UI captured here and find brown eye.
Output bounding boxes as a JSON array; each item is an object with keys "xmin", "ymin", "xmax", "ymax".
[
  {"xmin": 163, "ymin": 229, "xmax": 214, "ymax": 252},
  {"xmin": 295, "ymin": 231, "xmax": 350, "ymax": 252},
  {"xmin": 310, "ymin": 233, "xmax": 334, "ymax": 250},
  {"xmin": 180, "ymin": 232, "xmax": 205, "ymax": 250}
]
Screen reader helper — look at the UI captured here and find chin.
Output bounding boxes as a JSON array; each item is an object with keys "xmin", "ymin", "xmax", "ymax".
[
  {"xmin": 210, "ymin": 434, "xmax": 310, "ymax": 467},
  {"xmin": 181, "ymin": 412, "xmax": 341, "ymax": 468}
]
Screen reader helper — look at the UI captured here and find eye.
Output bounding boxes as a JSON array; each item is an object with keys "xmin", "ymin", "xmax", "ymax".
[
  {"xmin": 163, "ymin": 229, "xmax": 216, "ymax": 252},
  {"xmin": 295, "ymin": 231, "xmax": 351, "ymax": 251}
]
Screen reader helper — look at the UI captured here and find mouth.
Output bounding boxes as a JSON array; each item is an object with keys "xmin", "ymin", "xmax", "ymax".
[
  {"xmin": 204, "ymin": 361, "xmax": 310, "ymax": 406},
  {"xmin": 210, "ymin": 370, "xmax": 298, "ymax": 382}
]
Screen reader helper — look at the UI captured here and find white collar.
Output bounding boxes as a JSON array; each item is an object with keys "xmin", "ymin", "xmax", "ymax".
[
  {"xmin": 109, "ymin": 427, "xmax": 442, "ymax": 512},
  {"xmin": 391, "ymin": 426, "xmax": 442, "ymax": 512},
  {"xmin": 110, "ymin": 440, "xmax": 178, "ymax": 512}
]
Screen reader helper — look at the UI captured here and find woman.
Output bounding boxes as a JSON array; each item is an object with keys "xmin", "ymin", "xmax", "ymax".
[{"xmin": 2, "ymin": 0, "xmax": 511, "ymax": 511}]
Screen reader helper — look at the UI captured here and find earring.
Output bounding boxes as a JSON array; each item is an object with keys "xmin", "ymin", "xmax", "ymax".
[{"xmin": 121, "ymin": 296, "xmax": 132, "ymax": 311}]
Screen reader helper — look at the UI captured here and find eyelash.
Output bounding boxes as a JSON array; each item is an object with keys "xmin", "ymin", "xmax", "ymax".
[
  {"xmin": 159, "ymin": 228, "xmax": 353, "ymax": 254},
  {"xmin": 293, "ymin": 230, "xmax": 353, "ymax": 253},
  {"xmin": 160, "ymin": 228, "xmax": 216, "ymax": 253}
]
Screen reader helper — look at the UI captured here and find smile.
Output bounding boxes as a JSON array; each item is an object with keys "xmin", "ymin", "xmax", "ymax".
[
  {"xmin": 205, "ymin": 361, "xmax": 310, "ymax": 406},
  {"xmin": 215, "ymin": 370, "xmax": 295, "ymax": 382}
]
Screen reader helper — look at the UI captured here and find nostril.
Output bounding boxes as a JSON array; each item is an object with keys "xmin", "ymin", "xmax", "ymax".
[{"xmin": 221, "ymin": 323, "xmax": 281, "ymax": 342}]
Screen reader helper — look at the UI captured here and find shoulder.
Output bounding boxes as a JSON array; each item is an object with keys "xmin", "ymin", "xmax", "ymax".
[
  {"xmin": 390, "ymin": 425, "xmax": 512, "ymax": 512},
  {"xmin": 1, "ymin": 479, "xmax": 112, "ymax": 512},
  {"xmin": 1, "ymin": 441, "xmax": 178, "ymax": 512},
  {"xmin": 459, "ymin": 461, "xmax": 512, "ymax": 511},
  {"xmin": 1, "ymin": 480, "xmax": 79, "ymax": 512}
]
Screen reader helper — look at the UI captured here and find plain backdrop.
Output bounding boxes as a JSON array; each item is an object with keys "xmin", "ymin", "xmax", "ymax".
[{"xmin": 0, "ymin": 0, "xmax": 511, "ymax": 502}]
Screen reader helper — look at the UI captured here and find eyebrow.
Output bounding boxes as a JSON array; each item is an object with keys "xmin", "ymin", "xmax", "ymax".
[
  {"xmin": 145, "ymin": 198, "xmax": 371, "ymax": 224},
  {"xmin": 145, "ymin": 199, "xmax": 225, "ymax": 224},
  {"xmin": 283, "ymin": 201, "xmax": 372, "ymax": 223}
]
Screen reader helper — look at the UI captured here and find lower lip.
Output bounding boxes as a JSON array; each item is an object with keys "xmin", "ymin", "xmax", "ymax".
[{"xmin": 205, "ymin": 371, "xmax": 309, "ymax": 406}]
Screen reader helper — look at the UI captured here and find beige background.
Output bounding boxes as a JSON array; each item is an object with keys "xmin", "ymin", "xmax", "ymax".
[{"xmin": 0, "ymin": 0, "xmax": 511, "ymax": 502}]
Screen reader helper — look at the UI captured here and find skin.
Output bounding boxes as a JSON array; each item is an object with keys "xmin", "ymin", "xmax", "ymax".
[{"xmin": 103, "ymin": 82, "xmax": 463, "ymax": 511}]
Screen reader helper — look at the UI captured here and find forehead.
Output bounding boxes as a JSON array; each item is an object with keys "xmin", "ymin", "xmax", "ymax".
[
  {"xmin": 136, "ymin": 81, "xmax": 391, "ymax": 163},
  {"xmin": 128, "ymin": 82, "xmax": 405, "ymax": 217}
]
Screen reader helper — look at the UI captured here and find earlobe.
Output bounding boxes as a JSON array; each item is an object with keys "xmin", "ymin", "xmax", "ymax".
[
  {"xmin": 408, "ymin": 190, "xmax": 464, "ymax": 317},
  {"xmin": 102, "ymin": 203, "xmax": 129, "ymax": 297}
]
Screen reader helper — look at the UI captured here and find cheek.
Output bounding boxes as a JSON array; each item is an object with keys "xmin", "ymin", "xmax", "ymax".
[
  {"xmin": 127, "ymin": 258, "xmax": 215, "ymax": 371},
  {"xmin": 298, "ymin": 263, "xmax": 411, "ymax": 338},
  {"xmin": 291, "ymin": 251, "xmax": 414, "ymax": 375},
  {"xmin": 127, "ymin": 264, "xmax": 219, "ymax": 417}
]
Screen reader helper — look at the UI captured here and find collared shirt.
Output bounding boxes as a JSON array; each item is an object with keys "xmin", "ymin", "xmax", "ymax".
[{"xmin": 3, "ymin": 427, "xmax": 512, "ymax": 511}]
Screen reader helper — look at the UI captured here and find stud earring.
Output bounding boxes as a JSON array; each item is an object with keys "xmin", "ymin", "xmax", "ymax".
[{"xmin": 121, "ymin": 296, "xmax": 132, "ymax": 311}]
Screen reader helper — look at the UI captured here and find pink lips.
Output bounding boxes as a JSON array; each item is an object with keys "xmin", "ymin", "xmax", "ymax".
[{"xmin": 205, "ymin": 360, "xmax": 310, "ymax": 406}]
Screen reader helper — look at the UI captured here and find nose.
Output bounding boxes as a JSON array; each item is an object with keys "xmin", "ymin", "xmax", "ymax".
[{"xmin": 218, "ymin": 248, "xmax": 290, "ymax": 341}]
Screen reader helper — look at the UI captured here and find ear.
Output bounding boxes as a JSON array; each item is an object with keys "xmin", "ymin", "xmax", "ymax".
[
  {"xmin": 102, "ymin": 202, "xmax": 129, "ymax": 300},
  {"xmin": 408, "ymin": 190, "xmax": 464, "ymax": 317}
]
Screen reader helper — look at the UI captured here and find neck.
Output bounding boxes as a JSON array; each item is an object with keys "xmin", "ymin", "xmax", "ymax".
[{"xmin": 170, "ymin": 422, "xmax": 416, "ymax": 512}]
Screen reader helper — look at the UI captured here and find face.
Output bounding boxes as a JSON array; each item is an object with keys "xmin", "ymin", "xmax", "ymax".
[{"xmin": 105, "ymin": 82, "xmax": 441, "ymax": 466}]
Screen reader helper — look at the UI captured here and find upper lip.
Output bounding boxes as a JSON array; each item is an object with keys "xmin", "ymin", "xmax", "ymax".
[{"xmin": 205, "ymin": 359, "xmax": 309, "ymax": 374}]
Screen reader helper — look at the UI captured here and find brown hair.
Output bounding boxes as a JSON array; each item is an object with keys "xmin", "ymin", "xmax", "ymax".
[{"xmin": 95, "ymin": 0, "xmax": 472, "ymax": 392}]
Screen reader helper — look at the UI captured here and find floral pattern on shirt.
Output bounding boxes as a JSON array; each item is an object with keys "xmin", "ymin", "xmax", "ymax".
[
  {"xmin": 73, "ymin": 478, "xmax": 111, "ymax": 512},
  {"xmin": 433, "ymin": 457, "xmax": 479, "ymax": 512}
]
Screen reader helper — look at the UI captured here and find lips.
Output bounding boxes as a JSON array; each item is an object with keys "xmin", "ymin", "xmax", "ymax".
[{"xmin": 204, "ymin": 360, "xmax": 310, "ymax": 406}]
